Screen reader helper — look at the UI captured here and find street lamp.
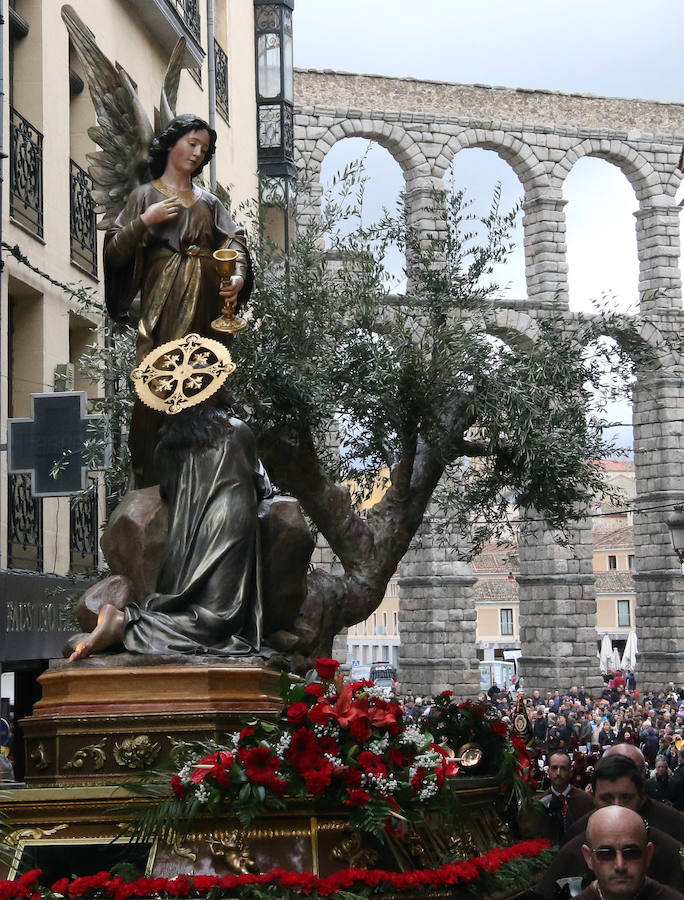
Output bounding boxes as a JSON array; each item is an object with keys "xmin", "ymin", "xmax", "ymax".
[
  {"xmin": 254, "ymin": 0, "xmax": 295, "ymax": 177},
  {"xmin": 254, "ymin": 0, "xmax": 295, "ymax": 251},
  {"xmin": 666, "ymin": 505, "xmax": 684, "ymax": 575}
]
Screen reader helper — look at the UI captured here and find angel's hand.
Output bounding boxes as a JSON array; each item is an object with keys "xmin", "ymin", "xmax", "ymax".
[
  {"xmin": 220, "ymin": 275, "xmax": 244, "ymax": 314},
  {"xmin": 141, "ymin": 197, "xmax": 180, "ymax": 226}
]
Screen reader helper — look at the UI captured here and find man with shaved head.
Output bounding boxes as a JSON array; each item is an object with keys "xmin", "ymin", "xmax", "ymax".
[
  {"xmin": 578, "ymin": 806, "xmax": 684, "ymax": 900},
  {"xmin": 534, "ymin": 756, "xmax": 684, "ymax": 899}
]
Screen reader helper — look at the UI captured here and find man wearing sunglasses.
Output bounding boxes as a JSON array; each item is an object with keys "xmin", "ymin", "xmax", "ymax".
[
  {"xmin": 578, "ymin": 806, "xmax": 684, "ymax": 900},
  {"xmin": 534, "ymin": 756, "xmax": 684, "ymax": 898}
]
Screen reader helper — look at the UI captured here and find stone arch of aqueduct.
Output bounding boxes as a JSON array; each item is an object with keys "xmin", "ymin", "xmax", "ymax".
[{"xmin": 292, "ymin": 69, "xmax": 684, "ymax": 695}]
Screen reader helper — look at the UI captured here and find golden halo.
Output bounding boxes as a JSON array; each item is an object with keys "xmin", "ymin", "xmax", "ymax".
[{"xmin": 131, "ymin": 333, "xmax": 236, "ymax": 415}]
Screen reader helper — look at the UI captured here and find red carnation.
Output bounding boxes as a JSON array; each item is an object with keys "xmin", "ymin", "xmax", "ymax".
[
  {"xmin": 239, "ymin": 726, "xmax": 255, "ymax": 741},
  {"xmin": 341, "ymin": 767, "xmax": 363, "ymax": 788},
  {"xmin": 240, "ymin": 746, "xmax": 281, "ymax": 784},
  {"xmin": 358, "ymin": 750, "xmax": 387, "ymax": 778},
  {"xmin": 492, "ymin": 719, "xmax": 508, "ymax": 736},
  {"xmin": 411, "ymin": 767, "xmax": 426, "ymax": 794},
  {"xmin": 171, "ymin": 775, "xmax": 185, "ymax": 798},
  {"xmin": 303, "ymin": 758, "xmax": 334, "ymax": 794},
  {"xmin": 440, "ymin": 690, "xmax": 453, "ymax": 697},
  {"xmin": 315, "ymin": 658, "xmax": 340, "ymax": 681},
  {"xmin": 287, "ymin": 702, "xmax": 309, "ymax": 725},
  {"xmin": 386, "ymin": 747, "xmax": 403, "ymax": 767},
  {"xmin": 345, "ymin": 787, "xmax": 370, "ymax": 807},
  {"xmin": 285, "ymin": 727, "xmax": 320, "ymax": 771},
  {"xmin": 318, "ymin": 735, "xmax": 340, "ymax": 757}
]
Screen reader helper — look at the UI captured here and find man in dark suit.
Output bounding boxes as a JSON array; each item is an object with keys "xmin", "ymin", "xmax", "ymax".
[{"xmin": 540, "ymin": 751, "xmax": 595, "ymax": 842}]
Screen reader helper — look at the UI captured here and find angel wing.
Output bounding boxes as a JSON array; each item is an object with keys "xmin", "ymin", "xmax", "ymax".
[{"xmin": 61, "ymin": 5, "xmax": 186, "ymax": 230}]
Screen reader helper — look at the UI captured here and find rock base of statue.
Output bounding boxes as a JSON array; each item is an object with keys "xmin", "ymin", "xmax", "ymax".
[{"xmin": 20, "ymin": 656, "xmax": 285, "ymax": 787}]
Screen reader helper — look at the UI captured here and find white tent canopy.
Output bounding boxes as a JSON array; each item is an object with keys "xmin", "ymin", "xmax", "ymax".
[
  {"xmin": 600, "ymin": 634, "xmax": 613, "ymax": 674},
  {"xmin": 621, "ymin": 631, "xmax": 638, "ymax": 671}
]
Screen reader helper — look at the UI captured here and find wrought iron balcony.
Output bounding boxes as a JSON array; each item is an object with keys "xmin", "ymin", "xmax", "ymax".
[
  {"xmin": 215, "ymin": 39, "xmax": 229, "ymax": 123},
  {"xmin": 70, "ymin": 477, "xmax": 99, "ymax": 575},
  {"xmin": 70, "ymin": 160, "xmax": 98, "ymax": 278},
  {"xmin": 10, "ymin": 107, "xmax": 44, "ymax": 239},
  {"xmin": 168, "ymin": 0, "xmax": 200, "ymax": 41},
  {"xmin": 8, "ymin": 473, "xmax": 43, "ymax": 571}
]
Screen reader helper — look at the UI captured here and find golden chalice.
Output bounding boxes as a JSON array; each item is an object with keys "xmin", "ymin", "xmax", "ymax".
[{"xmin": 211, "ymin": 248, "xmax": 247, "ymax": 334}]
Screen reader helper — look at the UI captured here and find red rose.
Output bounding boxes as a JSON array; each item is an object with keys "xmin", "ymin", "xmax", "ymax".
[
  {"xmin": 440, "ymin": 690, "xmax": 453, "ymax": 697},
  {"xmin": 305, "ymin": 683, "xmax": 325, "ymax": 698},
  {"xmin": 286, "ymin": 702, "xmax": 309, "ymax": 724},
  {"xmin": 315, "ymin": 658, "xmax": 340, "ymax": 681},
  {"xmin": 492, "ymin": 720, "xmax": 508, "ymax": 736},
  {"xmin": 239, "ymin": 726, "xmax": 255, "ymax": 741},
  {"xmin": 345, "ymin": 787, "xmax": 370, "ymax": 807}
]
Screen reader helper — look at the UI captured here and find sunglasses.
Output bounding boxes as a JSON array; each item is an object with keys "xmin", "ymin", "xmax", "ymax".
[{"xmin": 590, "ymin": 845, "xmax": 644, "ymax": 862}]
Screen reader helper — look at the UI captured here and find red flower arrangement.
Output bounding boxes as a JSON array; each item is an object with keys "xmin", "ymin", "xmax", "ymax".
[
  {"xmin": 135, "ymin": 660, "xmax": 533, "ymax": 840},
  {"xmin": 0, "ymin": 840, "xmax": 551, "ymax": 900}
]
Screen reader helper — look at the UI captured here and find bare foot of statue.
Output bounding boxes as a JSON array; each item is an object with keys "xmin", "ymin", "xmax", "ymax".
[{"xmin": 69, "ymin": 604, "xmax": 126, "ymax": 662}]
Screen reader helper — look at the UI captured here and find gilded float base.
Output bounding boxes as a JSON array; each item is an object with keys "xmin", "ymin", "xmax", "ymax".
[{"xmin": 20, "ymin": 659, "xmax": 284, "ymax": 787}]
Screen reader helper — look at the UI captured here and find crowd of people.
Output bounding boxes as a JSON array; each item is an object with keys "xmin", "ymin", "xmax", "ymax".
[
  {"xmin": 393, "ymin": 673, "xmax": 684, "ymax": 898},
  {"xmin": 500, "ymin": 675, "xmax": 684, "ymax": 899}
]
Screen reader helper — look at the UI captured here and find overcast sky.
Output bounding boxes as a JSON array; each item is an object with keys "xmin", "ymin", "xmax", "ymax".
[{"xmin": 293, "ymin": 0, "xmax": 683, "ymax": 103}]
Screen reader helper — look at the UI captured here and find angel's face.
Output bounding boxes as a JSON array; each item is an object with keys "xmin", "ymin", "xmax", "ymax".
[{"xmin": 167, "ymin": 129, "xmax": 212, "ymax": 176}]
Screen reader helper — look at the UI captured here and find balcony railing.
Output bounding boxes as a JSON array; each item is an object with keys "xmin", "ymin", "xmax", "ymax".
[
  {"xmin": 8, "ymin": 473, "xmax": 43, "ymax": 571},
  {"xmin": 215, "ymin": 40, "xmax": 229, "ymax": 123},
  {"xmin": 10, "ymin": 107, "xmax": 43, "ymax": 238},
  {"xmin": 168, "ymin": 0, "xmax": 200, "ymax": 41},
  {"xmin": 70, "ymin": 160, "xmax": 98, "ymax": 278},
  {"xmin": 70, "ymin": 477, "xmax": 99, "ymax": 575}
]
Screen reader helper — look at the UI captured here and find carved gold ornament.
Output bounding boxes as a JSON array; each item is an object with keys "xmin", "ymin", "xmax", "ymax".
[
  {"xmin": 331, "ymin": 832, "xmax": 379, "ymax": 868},
  {"xmin": 64, "ymin": 738, "xmax": 107, "ymax": 771},
  {"xmin": 30, "ymin": 742, "xmax": 50, "ymax": 770},
  {"xmin": 131, "ymin": 333, "xmax": 236, "ymax": 415},
  {"xmin": 208, "ymin": 830, "xmax": 259, "ymax": 875},
  {"xmin": 113, "ymin": 735, "xmax": 161, "ymax": 769}
]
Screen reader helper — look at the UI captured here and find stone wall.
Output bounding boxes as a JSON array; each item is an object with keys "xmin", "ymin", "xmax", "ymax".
[{"xmin": 294, "ymin": 68, "xmax": 684, "ymax": 696}]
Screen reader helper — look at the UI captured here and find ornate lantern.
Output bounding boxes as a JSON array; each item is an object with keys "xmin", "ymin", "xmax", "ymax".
[{"xmin": 254, "ymin": 0, "xmax": 295, "ymax": 177}]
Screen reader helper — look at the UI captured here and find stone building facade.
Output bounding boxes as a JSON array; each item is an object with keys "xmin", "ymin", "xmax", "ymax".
[{"xmin": 293, "ymin": 69, "xmax": 684, "ymax": 696}]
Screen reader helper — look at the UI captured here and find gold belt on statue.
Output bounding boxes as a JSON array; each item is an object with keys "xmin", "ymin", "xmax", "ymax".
[{"xmin": 148, "ymin": 245, "xmax": 213, "ymax": 263}]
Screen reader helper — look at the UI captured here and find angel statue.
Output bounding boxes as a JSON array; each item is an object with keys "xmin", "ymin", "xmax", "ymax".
[{"xmin": 62, "ymin": 6, "xmax": 252, "ymax": 487}]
